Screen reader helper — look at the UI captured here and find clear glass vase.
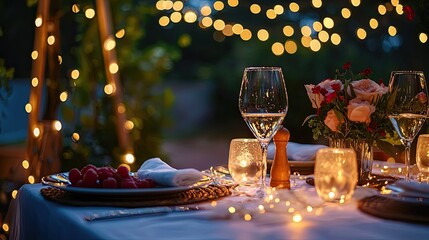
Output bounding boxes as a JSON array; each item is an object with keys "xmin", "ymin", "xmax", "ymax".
[{"xmin": 328, "ymin": 138, "xmax": 373, "ymax": 182}]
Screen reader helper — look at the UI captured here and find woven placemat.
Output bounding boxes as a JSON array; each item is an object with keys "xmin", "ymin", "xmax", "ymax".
[
  {"xmin": 358, "ymin": 195, "xmax": 429, "ymax": 224},
  {"xmin": 41, "ymin": 184, "xmax": 236, "ymax": 207}
]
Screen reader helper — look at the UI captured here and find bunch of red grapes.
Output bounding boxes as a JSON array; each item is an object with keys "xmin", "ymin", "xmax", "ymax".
[{"xmin": 68, "ymin": 164, "xmax": 156, "ymax": 189}]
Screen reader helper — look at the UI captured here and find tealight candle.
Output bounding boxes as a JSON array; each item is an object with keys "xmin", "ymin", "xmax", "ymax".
[
  {"xmin": 228, "ymin": 138, "xmax": 263, "ymax": 186},
  {"xmin": 314, "ymin": 148, "xmax": 357, "ymax": 203}
]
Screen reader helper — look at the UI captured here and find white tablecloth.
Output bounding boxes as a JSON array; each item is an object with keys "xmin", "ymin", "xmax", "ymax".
[{"xmin": 6, "ymin": 174, "xmax": 429, "ymax": 240}]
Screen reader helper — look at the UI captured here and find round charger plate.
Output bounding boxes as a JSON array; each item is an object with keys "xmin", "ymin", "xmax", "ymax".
[
  {"xmin": 41, "ymin": 173, "xmax": 202, "ymax": 197},
  {"xmin": 358, "ymin": 195, "xmax": 429, "ymax": 224}
]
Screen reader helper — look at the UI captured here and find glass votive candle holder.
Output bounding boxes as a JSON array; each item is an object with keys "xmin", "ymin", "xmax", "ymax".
[
  {"xmin": 228, "ymin": 138, "xmax": 263, "ymax": 186},
  {"xmin": 314, "ymin": 148, "xmax": 358, "ymax": 203},
  {"xmin": 416, "ymin": 134, "xmax": 429, "ymax": 181}
]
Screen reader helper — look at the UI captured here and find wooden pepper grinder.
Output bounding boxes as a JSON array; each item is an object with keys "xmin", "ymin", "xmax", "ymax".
[{"xmin": 270, "ymin": 126, "xmax": 291, "ymax": 189}]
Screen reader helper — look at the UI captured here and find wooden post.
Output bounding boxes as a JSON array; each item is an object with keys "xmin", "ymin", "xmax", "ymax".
[{"xmin": 96, "ymin": 0, "xmax": 131, "ymax": 154}]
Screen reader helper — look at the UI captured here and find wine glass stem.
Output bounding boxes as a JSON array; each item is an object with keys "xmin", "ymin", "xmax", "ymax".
[
  {"xmin": 404, "ymin": 142, "xmax": 412, "ymax": 182},
  {"xmin": 257, "ymin": 143, "xmax": 268, "ymax": 197}
]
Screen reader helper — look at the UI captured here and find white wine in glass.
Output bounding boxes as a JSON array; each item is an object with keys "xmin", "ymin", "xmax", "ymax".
[
  {"xmin": 388, "ymin": 71, "xmax": 428, "ymax": 181},
  {"xmin": 238, "ymin": 67, "xmax": 288, "ymax": 197}
]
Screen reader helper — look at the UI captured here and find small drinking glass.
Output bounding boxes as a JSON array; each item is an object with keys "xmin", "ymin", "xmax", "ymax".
[
  {"xmin": 416, "ymin": 134, "xmax": 429, "ymax": 181},
  {"xmin": 314, "ymin": 148, "xmax": 358, "ymax": 203},
  {"xmin": 228, "ymin": 138, "xmax": 263, "ymax": 187}
]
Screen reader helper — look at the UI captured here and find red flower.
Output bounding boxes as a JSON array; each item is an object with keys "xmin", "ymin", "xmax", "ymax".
[
  {"xmin": 331, "ymin": 83, "xmax": 341, "ymax": 92},
  {"xmin": 325, "ymin": 92, "xmax": 337, "ymax": 103},
  {"xmin": 360, "ymin": 68, "xmax": 372, "ymax": 77},
  {"xmin": 403, "ymin": 5, "xmax": 415, "ymax": 21},
  {"xmin": 343, "ymin": 62, "xmax": 351, "ymax": 70}
]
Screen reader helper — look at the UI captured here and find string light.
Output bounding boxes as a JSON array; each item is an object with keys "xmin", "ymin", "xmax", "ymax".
[
  {"xmin": 31, "ymin": 51, "xmax": 38, "ymax": 60},
  {"xmin": 173, "ymin": 1, "xmax": 184, "ymax": 11},
  {"xmin": 341, "ymin": 8, "xmax": 351, "ymax": 19},
  {"xmin": 47, "ymin": 35, "xmax": 55, "ymax": 45},
  {"xmin": 71, "ymin": 69, "xmax": 79, "ymax": 79},
  {"xmin": 369, "ymin": 18, "xmax": 379, "ymax": 29},
  {"xmin": 285, "ymin": 40, "xmax": 297, "ymax": 54},
  {"xmin": 22, "ymin": 160, "xmax": 29, "ymax": 169},
  {"xmin": 35, "ymin": 17, "xmax": 42, "ymax": 27},
  {"xmin": 115, "ymin": 29, "xmax": 125, "ymax": 38},
  {"xmin": 213, "ymin": 1, "xmax": 224, "ymax": 11},
  {"xmin": 257, "ymin": 29, "xmax": 269, "ymax": 41},
  {"xmin": 33, "ymin": 127, "xmax": 40, "ymax": 138},
  {"xmin": 388, "ymin": 26, "xmax": 397, "ymax": 36},
  {"xmin": 59, "ymin": 91, "xmax": 68, "ymax": 102},
  {"xmin": 272, "ymin": 42, "xmax": 284, "ymax": 56},
  {"xmin": 170, "ymin": 12, "xmax": 182, "ymax": 23},
  {"xmin": 123, "ymin": 153, "xmax": 135, "ymax": 164},
  {"xmin": 109, "ymin": 62, "xmax": 119, "ymax": 74},
  {"xmin": 85, "ymin": 8, "xmax": 96, "ymax": 19},
  {"xmin": 11, "ymin": 190, "xmax": 18, "ymax": 199},
  {"xmin": 53, "ymin": 121, "xmax": 62, "ymax": 131},
  {"xmin": 28, "ymin": 175, "xmax": 35, "ymax": 184},
  {"xmin": 240, "ymin": 29, "xmax": 252, "ymax": 41},
  {"xmin": 72, "ymin": 132, "xmax": 80, "ymax": 142},
  {"xmin": 2, "ymin": 224, "xmax": 9, "ymax": 232},
  {"xmin": 419, "ymin": 33, "xmax": 428, "ymax": 43},
  {"xmin": 72, "ymin": 4, "xmax": 80, "ymax": 13}
]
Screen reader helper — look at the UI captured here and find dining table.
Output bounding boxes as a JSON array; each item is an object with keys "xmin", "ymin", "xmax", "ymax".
[{"xmin": 5, "ymin": 161, "xmax": 429, "ymax": 240}]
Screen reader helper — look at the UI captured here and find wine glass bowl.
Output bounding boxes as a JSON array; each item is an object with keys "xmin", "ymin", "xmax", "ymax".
[
  {"xmin": 387, "ymin": 71, "xmax": 428, "ymax": 181},
  {"xmin": 238, "ymin": 67, "xmax": 288, "ymax": 196}
]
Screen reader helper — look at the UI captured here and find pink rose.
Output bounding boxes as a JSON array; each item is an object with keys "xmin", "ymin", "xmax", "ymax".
[
  {"xmin": 305, "ymin": 79, "xmax": 343, "ymax": 108},
  {"xmin": 347, "ymin": 98, "xmax": 375, "ymax": 124},
  {"xmin": 349, "ymin": 79, "xmax": 387, "ymax": 103},
  {"xmin": 324, "ymin": 109, "xmax": 342, "ymax": 132}
]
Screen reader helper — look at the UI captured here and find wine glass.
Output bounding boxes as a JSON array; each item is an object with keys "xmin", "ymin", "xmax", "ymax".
[
  {"xmin": 238, "ymin": 67, "xmax": 288, "ymax": 197},
  {"xmin": 387, "ymin": 71, "xmax": 428, "ymax": 181}
]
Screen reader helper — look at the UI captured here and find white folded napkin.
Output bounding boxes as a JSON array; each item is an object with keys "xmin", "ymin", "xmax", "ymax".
[
  {"xmin": 137, "ymin": 158, "xmax": 203, "ymax": 187},
  {"xmin": 388, "ymin": 180, "xmax": 429, "ymax": 198},
  {"xmin": 268, "ymin": 142, "xmax": 327, "ymax": 161}
]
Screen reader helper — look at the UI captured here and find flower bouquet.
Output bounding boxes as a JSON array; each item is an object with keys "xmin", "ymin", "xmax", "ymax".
[{"xmin": 303, "ymin": 62, "xmax": 396, "ymax": 180}]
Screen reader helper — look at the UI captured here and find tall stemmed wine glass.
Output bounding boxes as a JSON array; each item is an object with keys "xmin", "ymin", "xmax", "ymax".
[
  {"xmin": 388, "ymin": 71, "xmax": 428, "ymax": 181},
  {"xmin": 238, "ymin": 67, "xmax": 288, "ymax": 197}
]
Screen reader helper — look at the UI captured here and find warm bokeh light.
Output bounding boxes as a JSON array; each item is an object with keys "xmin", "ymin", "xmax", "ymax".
[
  {"xmin": 72, "ymin": 132, "xmax": 80, "ymax": 142},
  {"xmin": 123, "ymin": 153, "xmax": 135, "ymax": 164},
  {"xmin": 222, "ymin": 24, "xmax": 233, "ymax": 36},
  {"xmin": 378, "ymin": 5, "xmax": 387, "ymax": 15},
  {"xmin": 71, "ymin": 69, "xmax": 80, "ymax": 79},
  {"xmin": 170, "ymin": 12, "xmax": 182, "ymax": 23},
  {"xmin": 173, "ymin": 1, "xmax": 183, "ymax": 11},
  {"xmin": 250, "ymin": 4, "xmax": 261, "ymax": 14},
  {"xmin": 109, "ymin": 63, "xmax": 119, "ymax": 74},
  {"xmin": 283, "ymin": 41, "xmax": 297, "ymax": 53},
  {"xmin": 331, "ymin": 33, "xmax": 341, "ymax": 45},
  {"xmin": 118, "ymin": 103, "xmax": 126, "ymax": 113},
  {"xmin": 35, "ymin": 17, "xmax": 42, "ymax": 27},
  {"xmin": 28, "ymin": 175, "xmax": 35, "ymax": 184},
  {"xmin": 25, "ymin": 103, "xmax": 32, "ymax": 113},
  {"xmin": 53, "ymin": 121, "xmax": 62, "ymax": 131},
  {"xmin": 22, "ymin": 160, "xmax": 29, "ymax": 169},
  {"xmin": 351, "ymin": 0, "xmax": 361, "ymax": 7},
  {"xmin": 31, "ymin": 50, "xmax": 38, "ymax": 60},
  {"xmin": 116, "ymin": 29, "xmax": 125, "ymax": 38},
  {"xmin": 369, "ymin": 18, "xmax": 379, "ymax": 29},
  {"xmin": 310, "ymin": 39, "xmax": 321, "ymax": 51},
  {"xmin": 266, "ymin": 9, "xmax": 277, "ymax": 20},
  {"xmin": 419, "ymin": 32, "xmax": 428, "ymax": 43},
  {"xmin": 33, "ymin": 127, "xmax": 40, "ymax": 138},
  {"xmin": 293, "ymin": 213, "xmax": 303, "ymax": 223},
  {"xmin": 313, "ymin": 21, "xmax": 323, "ymax": 32},
  {"xmin": 341, "ymin": 8, "xmax": 351, "ymax": 19},
  {"xmin": 289, "ymin": 2, "xmax": 299, "ymax": 12},
  {"xmin": 31, "ymin": 77, "xmax": 38, "ymax": 87},
  {"xmin": 323, "ymin": 17, "xmax": 334, "ymax": 29},
  {"xmin": 85, "ymin": 8, "xmax": 95, "ymax": 19},
  {"xmin": 2, "ymin": 224, "xmax": 9, "ymax": 232},
  {"xmin": 396, "ymin": 4, "xmax": 403, "ymax": 15},
  {"xmin": 301, "ymin": 26, "xmax": 312, "ymax": 37},
  {"xmin": 240, "ymin": 29, "xmax": 252, "ymax": 41},
  {"xmin": 391, "ymin": 0, "xmax": 400, "ymax": 6},
  {"xmin": 283, "ymin": 25, "xmax": 294, "ymax": 37},
  {"xmin": 58, "ymin": 55, "xmax": 63, "ymax": 64},
  {"xmin": 60, "ymin": 91, "xmax": 68, "ymax": 102},
  {"xmin": 271, "ymin": 42, "xmax": 284, "ymax": 56},
  {"xmin": 301, "ymin": 36, "xmax": 311, "ymax": 48},
  {"xmin": 125, "ymin": 120, "xmax": 135, "ymax": 130},
  {"xmin": 159, "ymin": 16, "xmax": 169, "ymax": 27},
  {"xmin": 232, "ymin": 23, "xmax": 243, "ymax": 35},
  {"xmin": 274, "ymin": 5, "xmax": 284, "ymax": 15},
  {"xmin": 257, "ymin": 29, "xmax": 269, "ymax": 41},
  {"xmin": 388, "ymin": 26, "xmax": 397, "ymax": 36},
  {"xmin": 184, "ymin": 11, "xmax": 197, "ymax": 23},
  {"xmin": 213, "ymin": 19, "xmax": 226, "ymax": 31},
  {"xmin": 201, "ymin": 17, "xmax": 213, "ymax": 27},
  {"xmin": 213, "ymin": 1, "xmax": 224, "ymax": 11},
  {"xmin": 11, "ymin": 190, "xmax": 18, "ymax": 199},
  {"xmin": 201, "ymin": 6, "xmax": 212, "ymax": 16},
  {"xmin": 318, "ymin": 30, "xmax": 329, "ymax": 42},
  {"xmin": 357, "ymin": 28, "xmax": 367, "ymax": 39},
  {"xmin": 228, "ymin": 0, "xmax": 239, "ymax": 8},
  {"xmin": 104, "ymin": 37, "xmax": 116, "ymax": 51},
  {"xmin": 72, "ymin": 4, "xmax": 80, "ymax": 13},
  {"xmin": 47, "ymin": 35, "xmax": 55, "ymax": 45},
  {"xmin": 104, "ymin": 84, "xmax": 114, "ymax": 95},
  {"xmin": 312, "ymin": 0, "xmax": 322, "ymax": 8}
]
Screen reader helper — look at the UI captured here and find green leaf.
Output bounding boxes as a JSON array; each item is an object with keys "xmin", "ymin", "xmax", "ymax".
[{"xmin": 302, "ymin": 114, "xmax": 317, "ymax": 126}]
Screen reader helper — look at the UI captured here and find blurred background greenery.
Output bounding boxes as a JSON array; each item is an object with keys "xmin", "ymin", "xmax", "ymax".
[{"xmin": 0, "ymin": 0, "xmax": 428, "ymax": 235}]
